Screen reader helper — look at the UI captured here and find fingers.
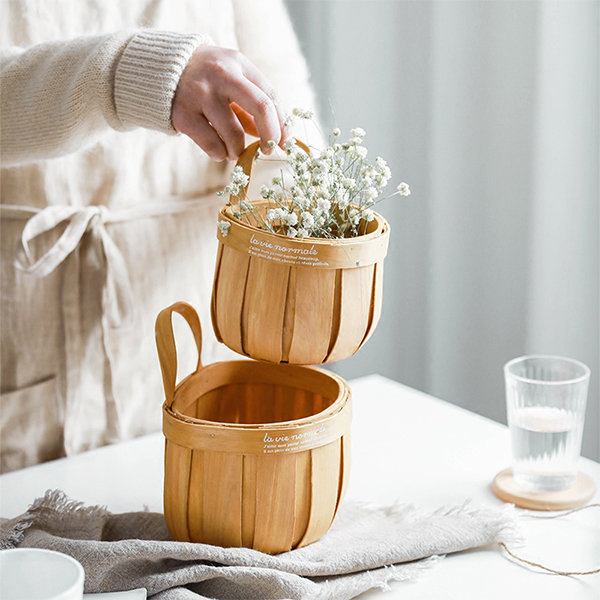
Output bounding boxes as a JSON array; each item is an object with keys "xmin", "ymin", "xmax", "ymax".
[
  {"xmin": 173, "ymin": 110, "xmax": 228, "ymax": 161},
  {"xmin": 203, "ymin": 102, "xmax": 246, "ymax": 160},
  {"xmin": 172, "ymin": 46, "xmax": 290, "ymax": 160},
  {"xmin": 224, "ymin": 78, "xmax": 282, "ymax": 154},
  {"xmin": 241, "ymin": 58, "xmax": 288, "ymax": 148}
]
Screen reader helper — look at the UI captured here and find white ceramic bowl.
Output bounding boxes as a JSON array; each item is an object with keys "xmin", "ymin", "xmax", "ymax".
[{"xmin": 0, "ymin": 548, "xmax": 85, "ymax": 600}]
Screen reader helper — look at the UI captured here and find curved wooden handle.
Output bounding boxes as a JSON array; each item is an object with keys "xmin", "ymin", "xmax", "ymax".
[
  {"xmin": 155, "ymin": 301, "xmax": 203, "ymax": 409},
  {"xmin": 230, "ymin": 138, "xmax": 311, "ymax": 204}
]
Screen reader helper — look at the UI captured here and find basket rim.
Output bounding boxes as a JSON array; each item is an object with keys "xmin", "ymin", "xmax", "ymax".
[
  {"xmin": 166, "ymin": 361, "xmax": 350, "ymax": 430},
  {"xmin": 219, "ymin": 201, "xmax": 390, "ymax": 247}
]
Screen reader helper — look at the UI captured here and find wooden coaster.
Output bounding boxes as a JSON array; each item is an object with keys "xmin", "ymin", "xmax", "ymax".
[{"xmin": 492, "ymin": 468, "xmax": 596, "ymax": 510}]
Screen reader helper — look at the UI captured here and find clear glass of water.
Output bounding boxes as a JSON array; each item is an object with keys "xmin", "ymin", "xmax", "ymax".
[{"xmin": 504, "ymin": 355, "xmax": 590, "ymax": 491}]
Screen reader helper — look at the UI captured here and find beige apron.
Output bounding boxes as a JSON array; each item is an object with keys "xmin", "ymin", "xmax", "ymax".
[{"xmin": 0, "ymin": 196, "xmax": 237, "ymax": 472}]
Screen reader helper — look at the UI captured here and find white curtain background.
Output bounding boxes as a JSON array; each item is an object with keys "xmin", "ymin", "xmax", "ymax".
[{"xmin": 284, "ymin": 0, "xmax": 599, "ymax": 460}]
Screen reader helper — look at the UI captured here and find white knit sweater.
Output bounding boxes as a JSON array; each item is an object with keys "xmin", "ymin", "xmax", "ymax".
[{"xmin": 0, "ymin": 0, "xmax": 318, "ymax": 471}]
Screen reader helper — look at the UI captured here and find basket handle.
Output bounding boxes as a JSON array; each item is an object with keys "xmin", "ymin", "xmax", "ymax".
[
  {"xmin": 229, "ymin": 138, "xmax": 311, "ymax": 205},
  {"xmin": 155, "ymin": 301, "xmax": 203, "ymax": 409}
]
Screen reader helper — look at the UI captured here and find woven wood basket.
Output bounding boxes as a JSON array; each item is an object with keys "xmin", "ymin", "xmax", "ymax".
[
  {"xmin": 211, "ymin": 140, "xmax": 390, "ymax": 365},
  {"xmin": 156, "ymin": 301, "xmax": 352, "ymax": 553}
]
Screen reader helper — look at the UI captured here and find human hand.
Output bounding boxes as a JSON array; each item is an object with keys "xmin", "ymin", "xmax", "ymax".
[{"xmin": 172, "ymin": 46, "xmax": 288, "ymax": 161}]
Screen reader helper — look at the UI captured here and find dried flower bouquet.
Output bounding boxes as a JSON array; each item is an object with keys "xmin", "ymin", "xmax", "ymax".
[{"xmin": 217, "ymin": 109, "xmax": 410, "ymax": 240}]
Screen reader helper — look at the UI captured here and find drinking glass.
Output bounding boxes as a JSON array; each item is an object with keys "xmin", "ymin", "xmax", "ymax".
[{"xmin": 504, "ymin": 355, "xmax": 590, "ymax": 491}]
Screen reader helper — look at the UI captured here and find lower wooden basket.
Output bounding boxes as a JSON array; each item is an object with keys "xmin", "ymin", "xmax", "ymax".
[{"xmin": 155, "ymin": 302, "xmax": 352, "ymax": 553}]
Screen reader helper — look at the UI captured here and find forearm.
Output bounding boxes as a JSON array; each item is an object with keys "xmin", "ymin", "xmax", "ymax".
[{"xmin": 1, "ymin": 30, "xmax": 209, "ymax": 166}]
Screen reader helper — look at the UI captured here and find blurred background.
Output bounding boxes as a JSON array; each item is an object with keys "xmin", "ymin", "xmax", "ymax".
[{"xmin": 284, "ymin": 0, "xmax": 599, "ymax": 460}]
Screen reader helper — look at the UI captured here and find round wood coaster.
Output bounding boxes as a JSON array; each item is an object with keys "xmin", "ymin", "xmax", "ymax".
[{"xmin": 492, "ymin": 468, "xmax": 596, "ymax": 510}]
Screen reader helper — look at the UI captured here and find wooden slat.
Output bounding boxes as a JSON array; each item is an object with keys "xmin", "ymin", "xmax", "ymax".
[
  {"xmin": 271, "ymin": 384, "xmax": 286, "ymax": 423},
  {"xmin": 242, "ymin": 259, "xmax": 290, "ymax": 362},
  {"xmin": 241, "ymin": 454, "xmax": 258, "ymax": 548},
  {"xmin": 332, "ymin": 434, "xmax": 350, "ymax": 522},
  {"xmin": 287, "ymin": 268, "xmax": 337, "ymax": 364},
  {"xmin": 163, "ymin": 441, "xmax": 192, "ymax": 542},
  {"xmin": 360, "ymin": 260, "xmax": 384, "ymax": 347},
  {"xmin": 281, "ymin": 267, "xmax": 297, "ymax": 363},
  {"xmin": 326, "ymin": 265, "xmax": 374, "ymax": 362},
  {"xmin": 187, "ymin": 449, "xmax": 204, "ymax": 541},
  {"xmin": 210, "ymin": 243, "xmax": 224, "ymax": 341},
  {"xmin": 291, "ymin": 450, "xmax": 312, "ymax": 548},
  {"xmin": 243, "ymin": 381, "xmax": 267, "ymax": 424},
  {"xmin": 253, "ymin": 454, "xmax": 297, "ymax": 553},
  {"xmin": 339, "ymin": 433, "xmax": 351, "ymax": 502},
  {"xmin": 214, "ymin": 246, "xmax": 250, "ymax": 354},
  {"xmin": 201, "ymin": 452, "xmax": 243, "ymax": 547},
  {"xmin": 297, "ymin": 440, "xmax": 341, "ymax": 547}
]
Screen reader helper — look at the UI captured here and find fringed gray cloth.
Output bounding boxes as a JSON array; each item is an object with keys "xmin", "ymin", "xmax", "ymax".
[{"xmin": 0, "ymin": 490, "xmax": 519, "ymax": 599}]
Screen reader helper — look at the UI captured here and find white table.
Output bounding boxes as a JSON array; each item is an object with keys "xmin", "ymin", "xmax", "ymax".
[{"xmin": 1, "ymin": 375, "xmax": 599, "ymax": 599}]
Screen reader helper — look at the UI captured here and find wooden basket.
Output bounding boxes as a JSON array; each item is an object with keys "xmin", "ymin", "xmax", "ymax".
[
  {"xmin": 156, "ymin": 301, "xmax": 352, "ymax": 553},
  {"xmin": 211, "ymin": 140, "xmax": 390, "ymax": 365}
]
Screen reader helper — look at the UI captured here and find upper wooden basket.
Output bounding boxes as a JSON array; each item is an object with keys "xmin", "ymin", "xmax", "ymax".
[{"xmin": 211, "ymin": 140, "xmax": 390, "ymax": 365}]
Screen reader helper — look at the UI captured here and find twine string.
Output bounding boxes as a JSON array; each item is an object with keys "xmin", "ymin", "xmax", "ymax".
[{"xmin": 500, "ymin": 503, "xmax": 600, "ymax": 576}]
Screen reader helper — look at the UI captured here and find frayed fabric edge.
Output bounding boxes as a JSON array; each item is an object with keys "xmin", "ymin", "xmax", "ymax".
[
  {"xmin": 0, "ymin": 512, "xmax": 36, "ymax": 549},
  {"xmin": 347, "ymin": 498, "xmax": 524, "ymax": 549},
  {"xmin": 315, "ymin": 555, "xmax": 445, "ymax": 600},
  {"xmin": 0, "ymin": 489, "xmax": 109, "ymax": 549}
]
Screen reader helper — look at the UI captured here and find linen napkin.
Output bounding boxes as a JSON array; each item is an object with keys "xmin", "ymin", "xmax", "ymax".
[{"xmin": 0, "ymin": 490, "xmax": 519, "ymax": 599}]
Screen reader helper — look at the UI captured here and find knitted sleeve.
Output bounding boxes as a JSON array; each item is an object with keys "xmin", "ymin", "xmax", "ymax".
[{"xmin": 0, "ymin": 30, "xmax": 210, "ymax": 167}]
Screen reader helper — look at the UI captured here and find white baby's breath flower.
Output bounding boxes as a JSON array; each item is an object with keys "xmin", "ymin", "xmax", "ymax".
[
  {"xmin": 317, "ymin": 198, "xmax": 331, "ymax": 213},
  {"xmin": 267, "ymin": 208, "xmax": 283, "ymax": 222},
  {"xmin": 272, "ymin": 176, "xmax": 282, "ymax": 186},
  {"xmin": 267, "ymin": 140, "xmax": 276, "ymax": 149},
  {"xmin": 284, "ymin": 211, "xmax": 299, "ymax": 226},
  {"xmin": 397, "ymin": 182, "xmax": 411, "ymax": 196},
  {"xmin": 260, "ymin": 185, "xmax": 274, "ymax": 199},
  {"xmin": 342, "ymin": 177, "xmax": 356, "ymax": 190},
  {"xmin": 292, "ymin": 107, "xmax": 314, "ymax": 119},
  {"xmin": 351, "ymin": 127, "xmax": 366, "ymax": 138},
  {"xmin": 349, "ymin": 137, "xmax": 362, "ymax": 146},
  {"xmin": 301, "ymin": 211, "xmax": 315, "ymax": 227},
  {"xmin": 231, "ymin": 166, "xmax": 249, "ymax": 187},
  {"xmin": 297, "ymin": 228, "xmax": 309, "ymax": 238},
  {"xmin": 332, "ymin": 128, "xmax": 341, "ymax": 137},
  {"xmin": 240, "ymin": 200, "xmax": 252, "ymax": 210},
  {"xmin": 361, "ymin": 166, "xmax": 377, "ymax": 180},
  {"xmin": 217, "ymin": 220, "xmax": 231, "ymax": 237},
  {"xmin": 364, "ymin": 187, "xmax": 378, "ymax": 201},
  {"xmin": 283, "ymin": 137, "xmax": 296, "ymax": 152},
  {"xmin": 375, "ymin": 174, "xmax": 389, "ymax": 188},
  {"xmin": 287, "ymin": 227, "xmax": 298, "ymax": 238},
  {"xmin": 363, "ymin": 209, "xmax": 375, "ymax": 222},
  {"xmin": 355, "ymin": 146, "xmax": 368, "ymax": 159},
  {"xmin": 294, "ymin": 197, "xmax": 310, "ymax": 210}
]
